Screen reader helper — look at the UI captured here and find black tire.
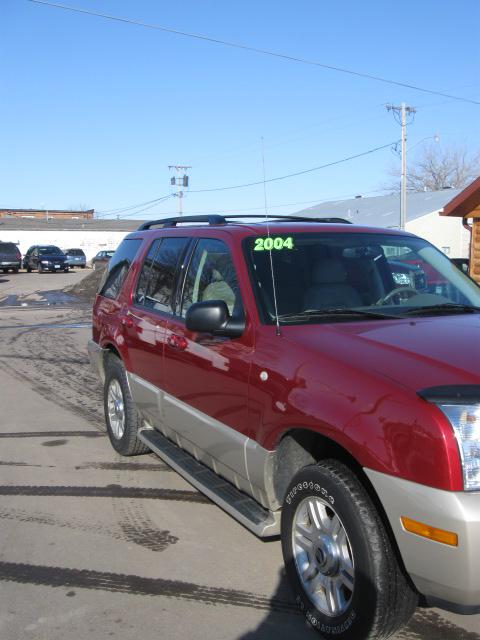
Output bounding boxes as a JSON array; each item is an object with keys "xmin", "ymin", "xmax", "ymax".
[
  {"xmin": 281, "ymin": 461, "xmax": 417, "ymax": 640},
  {"xmin": 81, "ymin": 265, "xmax": 85, "ymax": 269},
  {"xmin": 2, "ymin": 269, "xmax": 7, "ymax": 274},
  {"xmin": 103, "ymin": 353, "xmax": 149, "ymax": 456},
  {"xmin": 26, "ymin": 266, "xmax": 32, "ymax": 273},
  {"xmin": 13, "ymin": 268, "xmax": 18, "ymax": 273}
]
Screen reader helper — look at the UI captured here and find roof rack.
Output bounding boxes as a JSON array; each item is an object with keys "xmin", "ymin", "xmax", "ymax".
[{"xmin": 137, "ymin": 214, "xmax": 352, "ymax": 230}]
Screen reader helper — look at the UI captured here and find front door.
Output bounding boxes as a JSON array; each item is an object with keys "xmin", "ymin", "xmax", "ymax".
[{"xmin": 162, "ymin": 237, "xmax": 254, "ymax": 487}]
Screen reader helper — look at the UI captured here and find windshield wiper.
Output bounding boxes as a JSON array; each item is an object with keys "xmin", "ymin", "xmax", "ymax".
[
  {"xmin": 402, "ymin": 303, "xmax": 480, "ymax": 316},
  {"xmin": 277, "ymin": 308, "xmax": 399, "ymax": 322}
]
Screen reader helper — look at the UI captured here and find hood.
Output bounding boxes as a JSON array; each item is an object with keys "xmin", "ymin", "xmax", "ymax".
[{"xmin": 285, "ymin": 314, "xmax": 480, "ymax": 391}]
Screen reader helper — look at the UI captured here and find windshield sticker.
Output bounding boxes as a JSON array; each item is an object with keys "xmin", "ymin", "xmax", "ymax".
[{"xmin": 254, "ymin": 236, "xmax": 294, "ymax": 251}]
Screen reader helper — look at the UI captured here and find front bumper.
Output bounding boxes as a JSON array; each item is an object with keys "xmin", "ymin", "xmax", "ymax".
[
  {"xmin": 366, "ymin": 469, "xmax": 480, "ymax": 614},
  {"xmin": 40, "ymin": 263, "xmax": 68, "ymax": 271},
  {"xmin": 88, "ymin": 339, "xmax": 106, "ymax": 383},
  {"xmin": 1, "ymin": 261, "xmax": 20, "ymax": 269}
]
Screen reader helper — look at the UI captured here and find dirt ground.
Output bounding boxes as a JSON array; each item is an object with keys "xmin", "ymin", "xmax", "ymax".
[{"xmin": 0, "ymin": 271, "xmax": 479, "ymax": 640}]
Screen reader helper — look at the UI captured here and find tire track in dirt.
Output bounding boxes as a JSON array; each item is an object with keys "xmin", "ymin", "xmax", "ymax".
[
  {"xmin": 0, "ymin": 485, "xmax": 209, "ymax": 502},
  {"xmin": 0, "ymin": 506, "xmax": 178, "ymax": 553},
  {"xmin": 0, "ymin": 324, "xmax": 104, "ymax": 427},
  {"xmin": 0, "ymin": 561, "xmax": 298, "ymax": 613}
]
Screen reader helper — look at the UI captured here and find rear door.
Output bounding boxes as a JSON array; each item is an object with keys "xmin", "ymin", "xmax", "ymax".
[{"xmin": 123, "ymin": 236, "xmax": 190, "ymax": 426}]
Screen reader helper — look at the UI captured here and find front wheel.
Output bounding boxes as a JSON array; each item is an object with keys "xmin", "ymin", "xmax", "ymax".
[
  {"xmin": 103, "ymin": 354, "xmax": 150, "ymax": 456},
  {"xmin": 281, "ymin": 461, "xmax": 417, "ymax": 640}
]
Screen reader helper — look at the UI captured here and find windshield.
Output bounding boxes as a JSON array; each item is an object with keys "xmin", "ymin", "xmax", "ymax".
[
  {"xmin": 38, "ymin": 246, "xmax": 64, "ymax": 256},
  {"xmin": 245, "ymin": 232, "xmax": 480, "ymax": 324}
]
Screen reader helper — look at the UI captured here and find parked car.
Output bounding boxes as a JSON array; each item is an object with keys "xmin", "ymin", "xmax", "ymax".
[
  {"xmin": 91, "ymin": 250, "xmax": 115, "ymax": 270},
  {"xmin": 64, "ymin": 248, "xmax": 87, "ymax": 269},
  {"xmin": 23, "ymin": 245, "xmax": 69, "ymax": 273},
  {"xmin": 89, "ymin": 215, "xmax": 480, "ymax": 639},
  {"xmin": 0, "ymin": 241, "xmax": 22, "ymax": 273}
]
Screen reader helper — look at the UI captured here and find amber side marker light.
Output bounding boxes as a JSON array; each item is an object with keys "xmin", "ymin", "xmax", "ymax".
[{"xmin": 400, "ymin": 517, "xmax": 458, "ymax": 547}]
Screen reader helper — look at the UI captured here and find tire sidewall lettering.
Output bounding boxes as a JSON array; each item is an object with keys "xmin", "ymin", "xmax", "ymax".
[{"xmin": 285, "ymin": 480, "xmax": 335, "ymax": 506}]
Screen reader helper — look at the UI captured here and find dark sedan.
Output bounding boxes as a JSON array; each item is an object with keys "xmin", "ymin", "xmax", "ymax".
[{"xmin": 23, "ymin": 245, "xmax": 69, "ymax": 273}]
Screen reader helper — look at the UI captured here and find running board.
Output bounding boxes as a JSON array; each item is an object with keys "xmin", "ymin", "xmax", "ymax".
[{"xmin": 138, "ymin": 428, "xmax": 280, "ymax": 538}]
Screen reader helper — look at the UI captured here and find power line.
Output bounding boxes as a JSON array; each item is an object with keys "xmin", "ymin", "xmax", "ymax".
[
  {"xmin": 96, "ymin": 195, "xmax": 173, "ymax": 218},
  {"xmin": 151, "ymin": 189, "xmax": 389, "ymax": 216},
  {"xmin": 188, "ymin": 141, "xmax": 400, "ymax": 193},
  {"xmin": 26, "ymin": 0, "xmax": 480, "ymax": 106},
  {"xmin": 94, "ymin": 142, "xmax": 398, "ymax": 217}
]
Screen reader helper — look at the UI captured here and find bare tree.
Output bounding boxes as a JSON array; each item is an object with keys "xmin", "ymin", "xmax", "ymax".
[{"xmin": 386, "ymin": 143, "xmax": 480, "ymax": 193}]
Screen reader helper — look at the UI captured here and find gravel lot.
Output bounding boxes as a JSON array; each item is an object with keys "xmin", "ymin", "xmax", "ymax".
[{"xmin": 0, "ymin": 271, "xmax": 479, "ymax": 640}]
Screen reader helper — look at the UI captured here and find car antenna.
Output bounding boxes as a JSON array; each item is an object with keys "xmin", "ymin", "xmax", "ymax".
[{"xmin": 261, "ymin": 137, "xmax": 281, "ymax": 337}]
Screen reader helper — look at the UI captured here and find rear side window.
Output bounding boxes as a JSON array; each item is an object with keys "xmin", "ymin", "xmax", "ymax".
[
  {"xmin": 99, "ymin": 238, "xmax": 143, "ymax": 299},
  {"xmin": 135, "ymin": 237, "xmax": 189, "ymax": 314},
  {"xmin": 0, "ymin": 243, "xmax": 18, "ymax": 255}
]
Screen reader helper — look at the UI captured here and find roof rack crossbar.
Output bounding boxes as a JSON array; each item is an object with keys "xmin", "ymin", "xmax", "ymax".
[
  {"xmin": 136, "ymin": 214, "xmax": 351, "ymax": 231},
  {"xmin": 137, "ymin": 215, "xmax": 227, "ymax": 230}
]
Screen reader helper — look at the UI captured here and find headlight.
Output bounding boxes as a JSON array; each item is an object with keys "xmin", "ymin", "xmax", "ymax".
[{"xmin": 438, "ymin": 404, "xmax": 480, "ymax": 490}]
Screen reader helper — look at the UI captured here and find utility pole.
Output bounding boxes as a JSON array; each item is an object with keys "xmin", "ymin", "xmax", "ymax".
[
  {"xmin": 168, "ymin": 165, "xmax": 191, "ymax": 216},
  {"xmin": 386, "ymin": 103, "xmax": 416, "ymax": 230}
]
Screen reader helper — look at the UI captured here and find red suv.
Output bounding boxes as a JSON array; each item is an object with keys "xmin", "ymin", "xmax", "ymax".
[{"xmin": 89, "ymin": 215, "xmax": 480, "ymax": 639}]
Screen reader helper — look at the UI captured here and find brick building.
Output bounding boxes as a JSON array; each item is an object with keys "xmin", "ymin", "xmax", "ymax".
[{"xmin": 0, "ymin": 208, "xmax": 94, "ymax": 220}]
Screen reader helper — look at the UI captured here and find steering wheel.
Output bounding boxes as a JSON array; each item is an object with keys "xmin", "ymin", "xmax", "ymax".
[{"xmin": 376, "ymin": 286, "xmax": 418, "ymax": 306}]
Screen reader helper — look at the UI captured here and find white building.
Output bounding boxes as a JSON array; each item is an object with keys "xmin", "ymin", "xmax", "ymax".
[
  {"xmin": 295, "ymin": 189, "xmax": 469, "ymax": 258},
  {"xmin": 0, "ymin": 218, "xmax": 143, "ymax": 261}
]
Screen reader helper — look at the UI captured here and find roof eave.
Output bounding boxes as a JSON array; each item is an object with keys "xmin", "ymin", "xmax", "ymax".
[{"xmin": 441, "ymin": 176, "xmax": 480, "ymax": 218}]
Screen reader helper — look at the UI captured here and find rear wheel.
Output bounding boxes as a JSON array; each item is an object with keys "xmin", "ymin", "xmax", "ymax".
[
  {"xmin": 103, "ymin": 353, "xmax": 149, "ymax": 456},
  {"xmin": 2, "ymin": 269, "xmax": 7, "ymax": 274},
  {"xmin": 281, "ymin": 461, "xmax": 417, "ymax": 640}
]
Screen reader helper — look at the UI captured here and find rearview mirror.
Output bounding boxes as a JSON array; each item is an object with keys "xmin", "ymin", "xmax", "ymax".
[{"xmin": 185, "ymin": 300, "xmax": 244, "ymax": 338}]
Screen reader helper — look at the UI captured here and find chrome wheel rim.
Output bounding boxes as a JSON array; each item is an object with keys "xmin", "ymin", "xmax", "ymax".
[
  {"xmin": 292, "ymin": 496, "xmax": 354, "ymax": 617},
  {"xmin": 107, "ymin": 379, "xmax": 125, "ymax": 439}
]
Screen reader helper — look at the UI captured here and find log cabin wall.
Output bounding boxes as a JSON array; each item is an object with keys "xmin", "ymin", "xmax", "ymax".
[{"xmin": 468, "ymin": 212, "xmax": 480, "ymax": 284}]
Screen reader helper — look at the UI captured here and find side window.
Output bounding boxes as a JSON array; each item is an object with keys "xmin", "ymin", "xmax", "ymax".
[
  {"xmin": 135, "ymin": 237, "xmax": 188, "ymax": 314},
  {"xmin": 181, "ymin": 238, "xmax": 243, "ymax": 317},
  {"xmin": 99, "ymin": 238, "xmax": 143, "ymax": 299}
]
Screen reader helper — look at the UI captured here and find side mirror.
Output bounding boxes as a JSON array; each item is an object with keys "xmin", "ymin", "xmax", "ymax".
[{"xmin": 185, "ymin": 300, "xmax": 245, "ymax": 338}]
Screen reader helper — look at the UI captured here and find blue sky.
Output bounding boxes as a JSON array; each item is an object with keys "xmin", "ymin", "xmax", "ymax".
[{"xmin": 1, "ymin": 0, "xmax": 479, "ymax": 218}]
